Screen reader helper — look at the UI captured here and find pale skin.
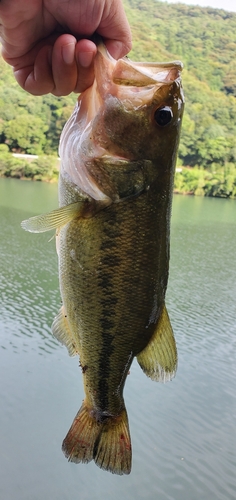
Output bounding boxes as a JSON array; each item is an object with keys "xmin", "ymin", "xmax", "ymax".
[{"xmin": 0, "ymin": 0, "xmax": 132, "ymax": 96}]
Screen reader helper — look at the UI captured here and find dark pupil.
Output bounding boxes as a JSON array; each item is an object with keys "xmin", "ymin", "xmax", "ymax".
[{"xmin": 154, "ymin": 106, "xmax": 173, "ymax": 126}]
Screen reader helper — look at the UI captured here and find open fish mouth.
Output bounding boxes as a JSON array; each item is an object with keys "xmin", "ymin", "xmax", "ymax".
[{"xmin": 93, "ymin": 43, "xmax": 183, "ymax": 111}]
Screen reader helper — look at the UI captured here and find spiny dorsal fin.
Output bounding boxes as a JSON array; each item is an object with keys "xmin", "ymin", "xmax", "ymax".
[
  {"xmin": 21, "ymin": 201, "xmax": 84, "ymax": 233},
  {"xmin": 136, "ymin": 305, "xmax": 178, "ymax": 382},
  {"xmin": 52, "ymin": 307, "xmax": 80, "ymax": 356}
]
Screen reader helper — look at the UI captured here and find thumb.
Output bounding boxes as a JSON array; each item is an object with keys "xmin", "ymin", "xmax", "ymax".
[{"xmin": 97, "ymin": 0, "xmax": 132, "ymax": 59}]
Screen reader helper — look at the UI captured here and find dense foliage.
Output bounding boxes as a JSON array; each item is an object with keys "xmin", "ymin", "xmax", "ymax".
[
  {"xmin": 0, "ymin": 0, "xmax": 236, "ymax": 196},
  {"xmin": 0, "ymin": 145, "xmax": 59, "ymax": 182}
]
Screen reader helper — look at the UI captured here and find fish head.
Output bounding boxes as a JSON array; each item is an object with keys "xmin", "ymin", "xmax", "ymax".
[
  {"xmin": 92, "ymin": 46, "xmax": 184, "ymax": 161},
  {"xmin": 59, "ymin": 44, "xmax": 184, "ymax": 202}
]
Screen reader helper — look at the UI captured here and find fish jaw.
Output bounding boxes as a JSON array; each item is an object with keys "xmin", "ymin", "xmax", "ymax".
[{"xmin": 59, "ymin": 44, "xmax": 184, "ymax": 204}]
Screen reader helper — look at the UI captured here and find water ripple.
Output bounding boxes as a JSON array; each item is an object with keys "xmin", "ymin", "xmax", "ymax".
[{"xmin": 0, "ymin": 183, "xmax": 235, "ymax": 500}]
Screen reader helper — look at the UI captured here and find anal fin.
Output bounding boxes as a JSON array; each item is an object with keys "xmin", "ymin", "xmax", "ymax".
[
  {"xmin": 52, "ymin": 306, "xmax": 79, "ymax": 356},
  {"xmin": 137, "ymin": 305, "xmax": 177, "ymax": 382}
]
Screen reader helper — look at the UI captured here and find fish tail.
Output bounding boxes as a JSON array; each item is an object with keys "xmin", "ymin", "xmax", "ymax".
[
  {"xmin": 62, "ymin": 401, "xmax": 100, "ymax": 465},
  {"xmin": 94, "ymin": 408, "xmax": 131, "ymax": 475},
  {"xmin": 62, "ymin": 401, "xmax": 131, "ymax": 475}
]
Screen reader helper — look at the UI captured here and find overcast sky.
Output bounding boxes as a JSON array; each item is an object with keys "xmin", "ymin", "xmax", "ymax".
[{"xmin": 161, "ymin": 0, "xmax": 236, "ymax": 12}]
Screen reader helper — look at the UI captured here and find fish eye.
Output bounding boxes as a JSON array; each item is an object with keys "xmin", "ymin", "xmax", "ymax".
[{"xmin": 154, "ymin": 106, "xmax": 173, "ymax": 127}]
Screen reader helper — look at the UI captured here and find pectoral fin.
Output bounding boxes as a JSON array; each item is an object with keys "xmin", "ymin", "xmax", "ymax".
[
  {"xmin": 137, "ymin": 305, "xmax": 177, "ymax": 382},
  {"xmin": 21, "ymin": 201, "xmax": 84, "ymax": 233}
]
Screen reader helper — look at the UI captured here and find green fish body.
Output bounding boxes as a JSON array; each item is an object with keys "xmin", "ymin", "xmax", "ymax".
[{"xmin": 22, "ymin": 44, "xmax": 184, "ymax": 475}]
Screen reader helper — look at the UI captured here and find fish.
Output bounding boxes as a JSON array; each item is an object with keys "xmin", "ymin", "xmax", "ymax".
[{"xmin": 21, "ymin": 43, "xmax": 184, "ymax": 475}]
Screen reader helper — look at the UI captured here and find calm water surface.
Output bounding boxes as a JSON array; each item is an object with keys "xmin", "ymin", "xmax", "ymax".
[{"xmin": 0, "ymin": 178, "xmax": 235, "ymax": 500}]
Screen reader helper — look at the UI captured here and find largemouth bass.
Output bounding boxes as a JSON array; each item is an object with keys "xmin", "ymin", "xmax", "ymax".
[{"xmin": 22, "ymin": 43, "xmax": 184, "ymax": 475}]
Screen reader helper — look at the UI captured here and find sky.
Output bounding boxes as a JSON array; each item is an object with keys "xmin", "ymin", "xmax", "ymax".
[{"xmin": 161, "ymin": 0, "xmax": 236, "ymax": 12}]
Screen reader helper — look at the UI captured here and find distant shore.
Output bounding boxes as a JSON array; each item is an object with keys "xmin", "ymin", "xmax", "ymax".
[
  {"xmin": 0, "ymin": 152, "xmax": 235, "ymax": 199},
  {"xmin": 0, "ymin": 151, "xmax": 59, "ymax": 183}
]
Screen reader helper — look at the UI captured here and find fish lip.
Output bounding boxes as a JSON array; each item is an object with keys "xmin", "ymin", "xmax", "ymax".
[
  {"xmin": 97, "ymin": 41, "xmax": 183, "ymax": 84},
  {"xmin": 121, "ymin": 59, "xmax": 183, "ymax": 83},
  {"xmin": 112, "ymin": 62, "xmax": 182, "ymax": 87},
  {"xmin": 127, "ymin": 59, "xmax": 183, "ymax": 71}
]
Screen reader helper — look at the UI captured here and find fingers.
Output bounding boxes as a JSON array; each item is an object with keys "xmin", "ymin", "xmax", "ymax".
[
  {"xmin": 13, "ymin": 45, "xmax": 55, "ymax": 95},
  {"xmin": 74, "ymin": 39, "xmax": 96, "ymax": 93},
  {"xmin": 50, "ymin": 35, "xmax": 78, "ymax": 96},
  {"xmin": 11, "ymin": 35, "xmax": 97, "ymax": 96},
  {"xmin": 51, "ymin": 37, "xmax": 96, "ymax": 95},
  {"xmin": 0, "ymin": 0, "xmax": 132, "ymax": 96}
]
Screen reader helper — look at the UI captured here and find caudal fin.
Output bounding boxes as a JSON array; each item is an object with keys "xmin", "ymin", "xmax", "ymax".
[{"xmin": 62, "ymin": 401, "xmax": 131, "ymax": 475}]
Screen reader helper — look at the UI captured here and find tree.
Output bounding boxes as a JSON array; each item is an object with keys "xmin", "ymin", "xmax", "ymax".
[{"xmin": 3, "ymin": 115, "xmax": 48, "ymax": 154}]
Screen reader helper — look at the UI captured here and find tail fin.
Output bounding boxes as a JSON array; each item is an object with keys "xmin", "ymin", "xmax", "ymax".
[
  {"xmin": 62, "ymin": 402, "xmax": 101, "ymax": 465},
  {"xmin": 62, "ymin": 401, "xmax": 131, "ymax": 475}
]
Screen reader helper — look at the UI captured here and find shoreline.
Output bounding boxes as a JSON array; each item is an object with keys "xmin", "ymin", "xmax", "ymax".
[
  {"xmin": 0, "ymin": 172, "xmax": 235, "ymax": 200},
  {"xmin": 0, "ymin": 153, "xmax": 235, "ymax": 199}
]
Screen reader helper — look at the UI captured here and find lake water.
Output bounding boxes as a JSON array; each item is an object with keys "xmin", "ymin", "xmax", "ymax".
[{"xmin": 0, "ymin": 178, "xmax": 235, "ymax": 500}]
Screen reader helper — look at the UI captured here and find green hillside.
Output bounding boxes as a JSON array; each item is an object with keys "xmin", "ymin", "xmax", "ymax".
[{"xmin": 0, "ymin": 0, "xmax": 236, "ymax": 197}]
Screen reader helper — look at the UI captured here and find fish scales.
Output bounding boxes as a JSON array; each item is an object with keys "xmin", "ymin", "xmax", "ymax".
[
  {"xmin": 59, "ymin": 181, "xmax": 169, "ymax": 411},
  {"xmin": 21, "ymin": 42, "xmax": 184, "ymax": 475}
]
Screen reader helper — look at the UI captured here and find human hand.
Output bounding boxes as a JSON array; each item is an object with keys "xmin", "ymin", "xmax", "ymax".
[{"xmin": 0, "ymin": 0, "xmax": 132, "ymax": 96}]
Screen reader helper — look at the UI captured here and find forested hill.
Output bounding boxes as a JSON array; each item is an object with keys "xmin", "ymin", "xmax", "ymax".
[
  {"xmin": 126, "ymin": 0, "xmax": 236, "ymax": 96},
  {"xmin": 0, "ymin": 0, "xmax": 236, "ymax": 196},
  {"xmin": 125, "ymin": 0, "xmax": 236, "ymax": 165}
]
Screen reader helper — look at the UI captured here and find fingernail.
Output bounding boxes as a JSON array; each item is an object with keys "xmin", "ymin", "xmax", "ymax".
[
  {"xmin": 62, "ymin": 43, "xmax": 75, "ymax": 65},
  {"xmin": 77, "ymin": 51, "xmax": 94, "ymax": 68},
  {"xmin": 107, "ymin": 41, "xmax": 125, "ymax": 60}
]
